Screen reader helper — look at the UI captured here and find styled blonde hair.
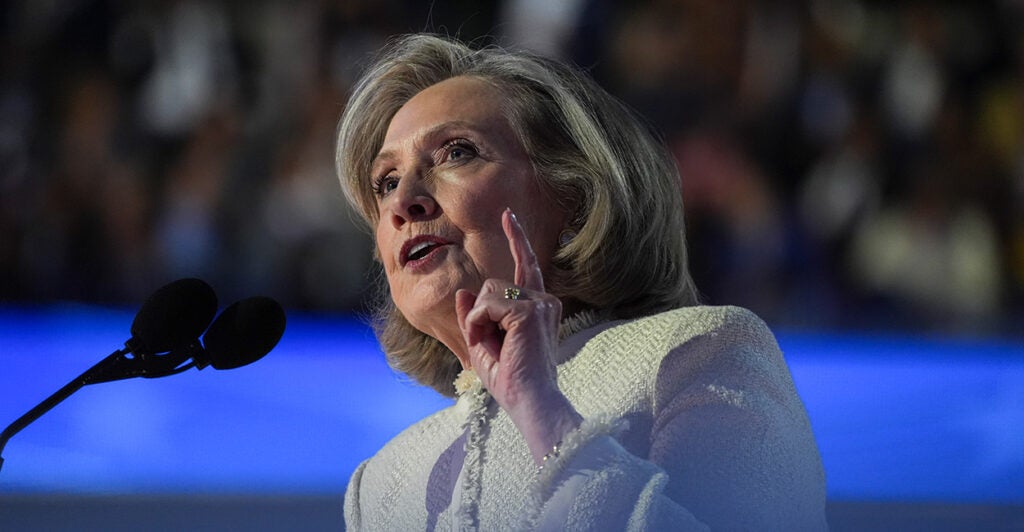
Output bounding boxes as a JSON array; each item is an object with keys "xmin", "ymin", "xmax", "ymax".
[{"xmin": 336, "ymin": 34, "xmax": 698, "ymax": 396}]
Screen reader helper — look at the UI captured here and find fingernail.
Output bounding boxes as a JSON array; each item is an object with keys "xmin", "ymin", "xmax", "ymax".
[{"xmin": 506, "ymin": 207, "xmax": 519, "ymax": 224}]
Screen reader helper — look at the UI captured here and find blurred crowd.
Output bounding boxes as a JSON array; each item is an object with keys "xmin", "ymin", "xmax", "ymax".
[{"xmin": 1, "ymin": 0, "xmax": 1022, "ymax": 336}]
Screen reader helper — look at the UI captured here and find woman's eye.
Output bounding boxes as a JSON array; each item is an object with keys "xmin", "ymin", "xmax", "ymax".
[
  {"xmin": 372, "ymin": 175, "xmax": 399, "ymax": 197},
  {"xmin": 443, "ymin": 140, "xmax": 476, "ymax": 162}
]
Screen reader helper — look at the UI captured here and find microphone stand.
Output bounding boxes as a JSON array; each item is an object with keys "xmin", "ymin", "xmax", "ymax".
[{"xmin": 0, "ymin": 342, "xmax": 201, "ymax": 472}]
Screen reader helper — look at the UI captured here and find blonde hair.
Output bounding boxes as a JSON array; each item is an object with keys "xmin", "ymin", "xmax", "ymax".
[{"xmin": 336, "ymin": 34, "xmax": 698, "ymax": 396}]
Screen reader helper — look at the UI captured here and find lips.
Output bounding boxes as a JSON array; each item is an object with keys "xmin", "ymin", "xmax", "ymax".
[{"xmin": 400, "ymin": 235, "xmax": 450, "ymax": 267}]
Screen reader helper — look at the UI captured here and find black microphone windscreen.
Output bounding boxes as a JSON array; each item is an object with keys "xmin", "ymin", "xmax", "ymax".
[
  {"xmin": 203, "ymin": 297, "xmax": 286, "ymax": 370},
  {"xmin": 130, "ymin": 278, "xmax": 218, "ymax": 354}
]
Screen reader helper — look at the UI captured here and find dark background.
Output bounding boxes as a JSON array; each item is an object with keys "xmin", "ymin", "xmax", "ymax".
[{"xmin": 2, "ymin": 0, "xmax": 1023, "ymax": 337}]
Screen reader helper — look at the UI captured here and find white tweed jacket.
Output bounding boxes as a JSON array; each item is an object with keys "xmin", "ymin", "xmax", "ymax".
[{"xmin": 344, "ymin": 306, "xmax": 828, "ymax": 530}]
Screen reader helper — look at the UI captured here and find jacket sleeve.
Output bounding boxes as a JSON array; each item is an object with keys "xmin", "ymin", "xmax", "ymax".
[{"xmin": 526, "ymin": 307, "xmax": 828, "ymax": 531}]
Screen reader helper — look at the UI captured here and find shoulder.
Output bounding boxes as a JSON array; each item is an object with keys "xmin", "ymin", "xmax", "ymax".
[
  {"xmin": 346, "ymin": 400, "xmax": 463, "ymax": 512},
  {"xmin": 363, "ymin": 400, "xmax": 462, "ymax": 470},
  {"xmin": 634, "ymin": 306, "xmax": 788, "ymax": 383},
  {"xmin": 633, "ymin": 306, "xmax": 808, "ymax": 425},
  {"xmin": 559, "ymin": 306, "xmax": 783, "ymax": 409},
  {"xmin": 633, "ymin": 305, "xmax": 772, "ymax": 339},
  {"xmin": 658, "ymin": 305, "xmax": 780, "ymax": 365},
  {"xmin": 582, "ymin": 305, "xmax": 777, "ymax": 363},
  {"xmin": 578, "ymin": 306, "xmax": 793, "ymax": 409}
]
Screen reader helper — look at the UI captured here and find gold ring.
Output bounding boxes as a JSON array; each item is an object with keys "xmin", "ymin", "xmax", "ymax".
[{"xmin": 504, "ymin": 287, "xmax": 522, "ymax": 300}]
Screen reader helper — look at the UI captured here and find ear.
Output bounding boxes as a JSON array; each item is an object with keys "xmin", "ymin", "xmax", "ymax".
[{"xmin": 558, "ymin": 228, "xmax": 577, "ymax": 247}]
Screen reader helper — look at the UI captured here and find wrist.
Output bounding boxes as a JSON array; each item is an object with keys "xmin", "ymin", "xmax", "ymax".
[{"xmin": 506, "ymin": 386, "xmax": 582, "ymax": 464}]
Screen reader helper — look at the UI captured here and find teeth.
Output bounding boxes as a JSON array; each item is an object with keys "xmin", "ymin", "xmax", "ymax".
[{"xmin": 408, "ymin": 241, "xmax": 435, "ymax": 261}]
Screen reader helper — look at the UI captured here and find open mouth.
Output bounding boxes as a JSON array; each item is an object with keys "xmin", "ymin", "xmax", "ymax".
[
  {"xmin": 407, "ymin": 241, "xmax": 438, "ymax": 261},
  {"xmin": 401, "ymin": 235, "xmax": 449, "ymax": 266}
]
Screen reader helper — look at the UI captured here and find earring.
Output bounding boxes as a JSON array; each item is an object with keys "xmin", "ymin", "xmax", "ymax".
[{"xmin": 558, "ymin": 229, "xmax": 577, "ymax": 247}]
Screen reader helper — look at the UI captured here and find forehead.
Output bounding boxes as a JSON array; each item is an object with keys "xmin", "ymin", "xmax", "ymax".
[{"xmin": 381, "ymin": 76, "xmax": 511, "ymax": 145}]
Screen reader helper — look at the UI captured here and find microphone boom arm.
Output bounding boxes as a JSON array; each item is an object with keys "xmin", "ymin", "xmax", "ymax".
[
  {"xmin": 0, "ymin": 348, "xmax": 123, "ymax": 472},
  {"xmin": 0, "ymin": 344, "xmax": 202, "ymax": 472}
]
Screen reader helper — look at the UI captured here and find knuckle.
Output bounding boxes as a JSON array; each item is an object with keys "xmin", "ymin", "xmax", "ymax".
[
  {"xmin": 534, "ymin": 294, "xmax": 560, "ymax": 311},
  {"xmin": 481, "ymin": 278, "xmax": 504, "ymax": 294}
]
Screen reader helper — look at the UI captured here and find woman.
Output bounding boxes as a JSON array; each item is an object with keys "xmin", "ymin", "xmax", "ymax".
[{"xmin": 336, "ymin": 34, "xmax": 826, "ymax": 530}]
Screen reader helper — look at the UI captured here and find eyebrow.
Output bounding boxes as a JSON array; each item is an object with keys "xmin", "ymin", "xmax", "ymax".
[{"xmin": 370, "ymin": 120, "xmax": 479, "ymax": 172}]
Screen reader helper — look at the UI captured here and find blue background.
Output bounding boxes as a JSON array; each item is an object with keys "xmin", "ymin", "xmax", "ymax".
[{"xmin": 1, "ymin": 304, "xmax": 1021, "ymax": 503}]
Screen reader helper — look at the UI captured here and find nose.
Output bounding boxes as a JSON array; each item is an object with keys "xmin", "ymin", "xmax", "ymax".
[{"xmin": 387, "ymin": 179, "xmax": 437, "ymax": 229}]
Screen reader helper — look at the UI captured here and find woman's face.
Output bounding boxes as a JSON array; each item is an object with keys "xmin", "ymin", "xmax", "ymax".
[{"xmin": 371, "ymin": 76, "xmax": 567, "ymax": 351}]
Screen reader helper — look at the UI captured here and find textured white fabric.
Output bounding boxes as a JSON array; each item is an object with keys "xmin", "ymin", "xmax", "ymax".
[{"xmin": 344, "ymin": 306, "xmax": 828, "ymax": 530}]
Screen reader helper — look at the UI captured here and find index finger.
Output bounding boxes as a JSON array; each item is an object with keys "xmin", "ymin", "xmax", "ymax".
[{"xmin": 502, "ymin": 207, "xmax": 545, "ymax": 292}]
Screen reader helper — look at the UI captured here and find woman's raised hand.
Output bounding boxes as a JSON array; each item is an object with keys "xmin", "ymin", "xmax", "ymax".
[
  {"xmin": 455, "ymin": 208, "xmax": 560, "ymax": 405},
  {"xmin": 455, "ymin": 208, "xmax": 582, "ymax": 463}
]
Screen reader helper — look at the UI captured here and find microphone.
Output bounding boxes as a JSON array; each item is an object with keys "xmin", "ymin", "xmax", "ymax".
[
  {"xmin": 199, "ymin": 296, "xmax": 287, "ymax": 370},
  {"xmin": 85, "ymin": 278, "xmax": 220, "ymax": 384},
  {"xmin": 130, "ymin": 278, "xmax": 220, "ymax": 355},
  {"xmin": 158, "ymin": 296, "xmax": 287, "ymax": 374},
  {"xmin": 0, "ymin": 281, "xmax": 286, "ymax": 472}
]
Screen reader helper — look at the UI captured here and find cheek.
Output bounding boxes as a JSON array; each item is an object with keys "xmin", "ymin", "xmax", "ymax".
[
  {"xmin": 444, "ymin": 180, "xmax": 490, "ymax": 218},
  {"xmin": 374, "ymin": 225, "xmax": 397, "ymax": 274},
  {"xmin": 442, "ymin": 177, "xmax": 517, "ymax": 232}
]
